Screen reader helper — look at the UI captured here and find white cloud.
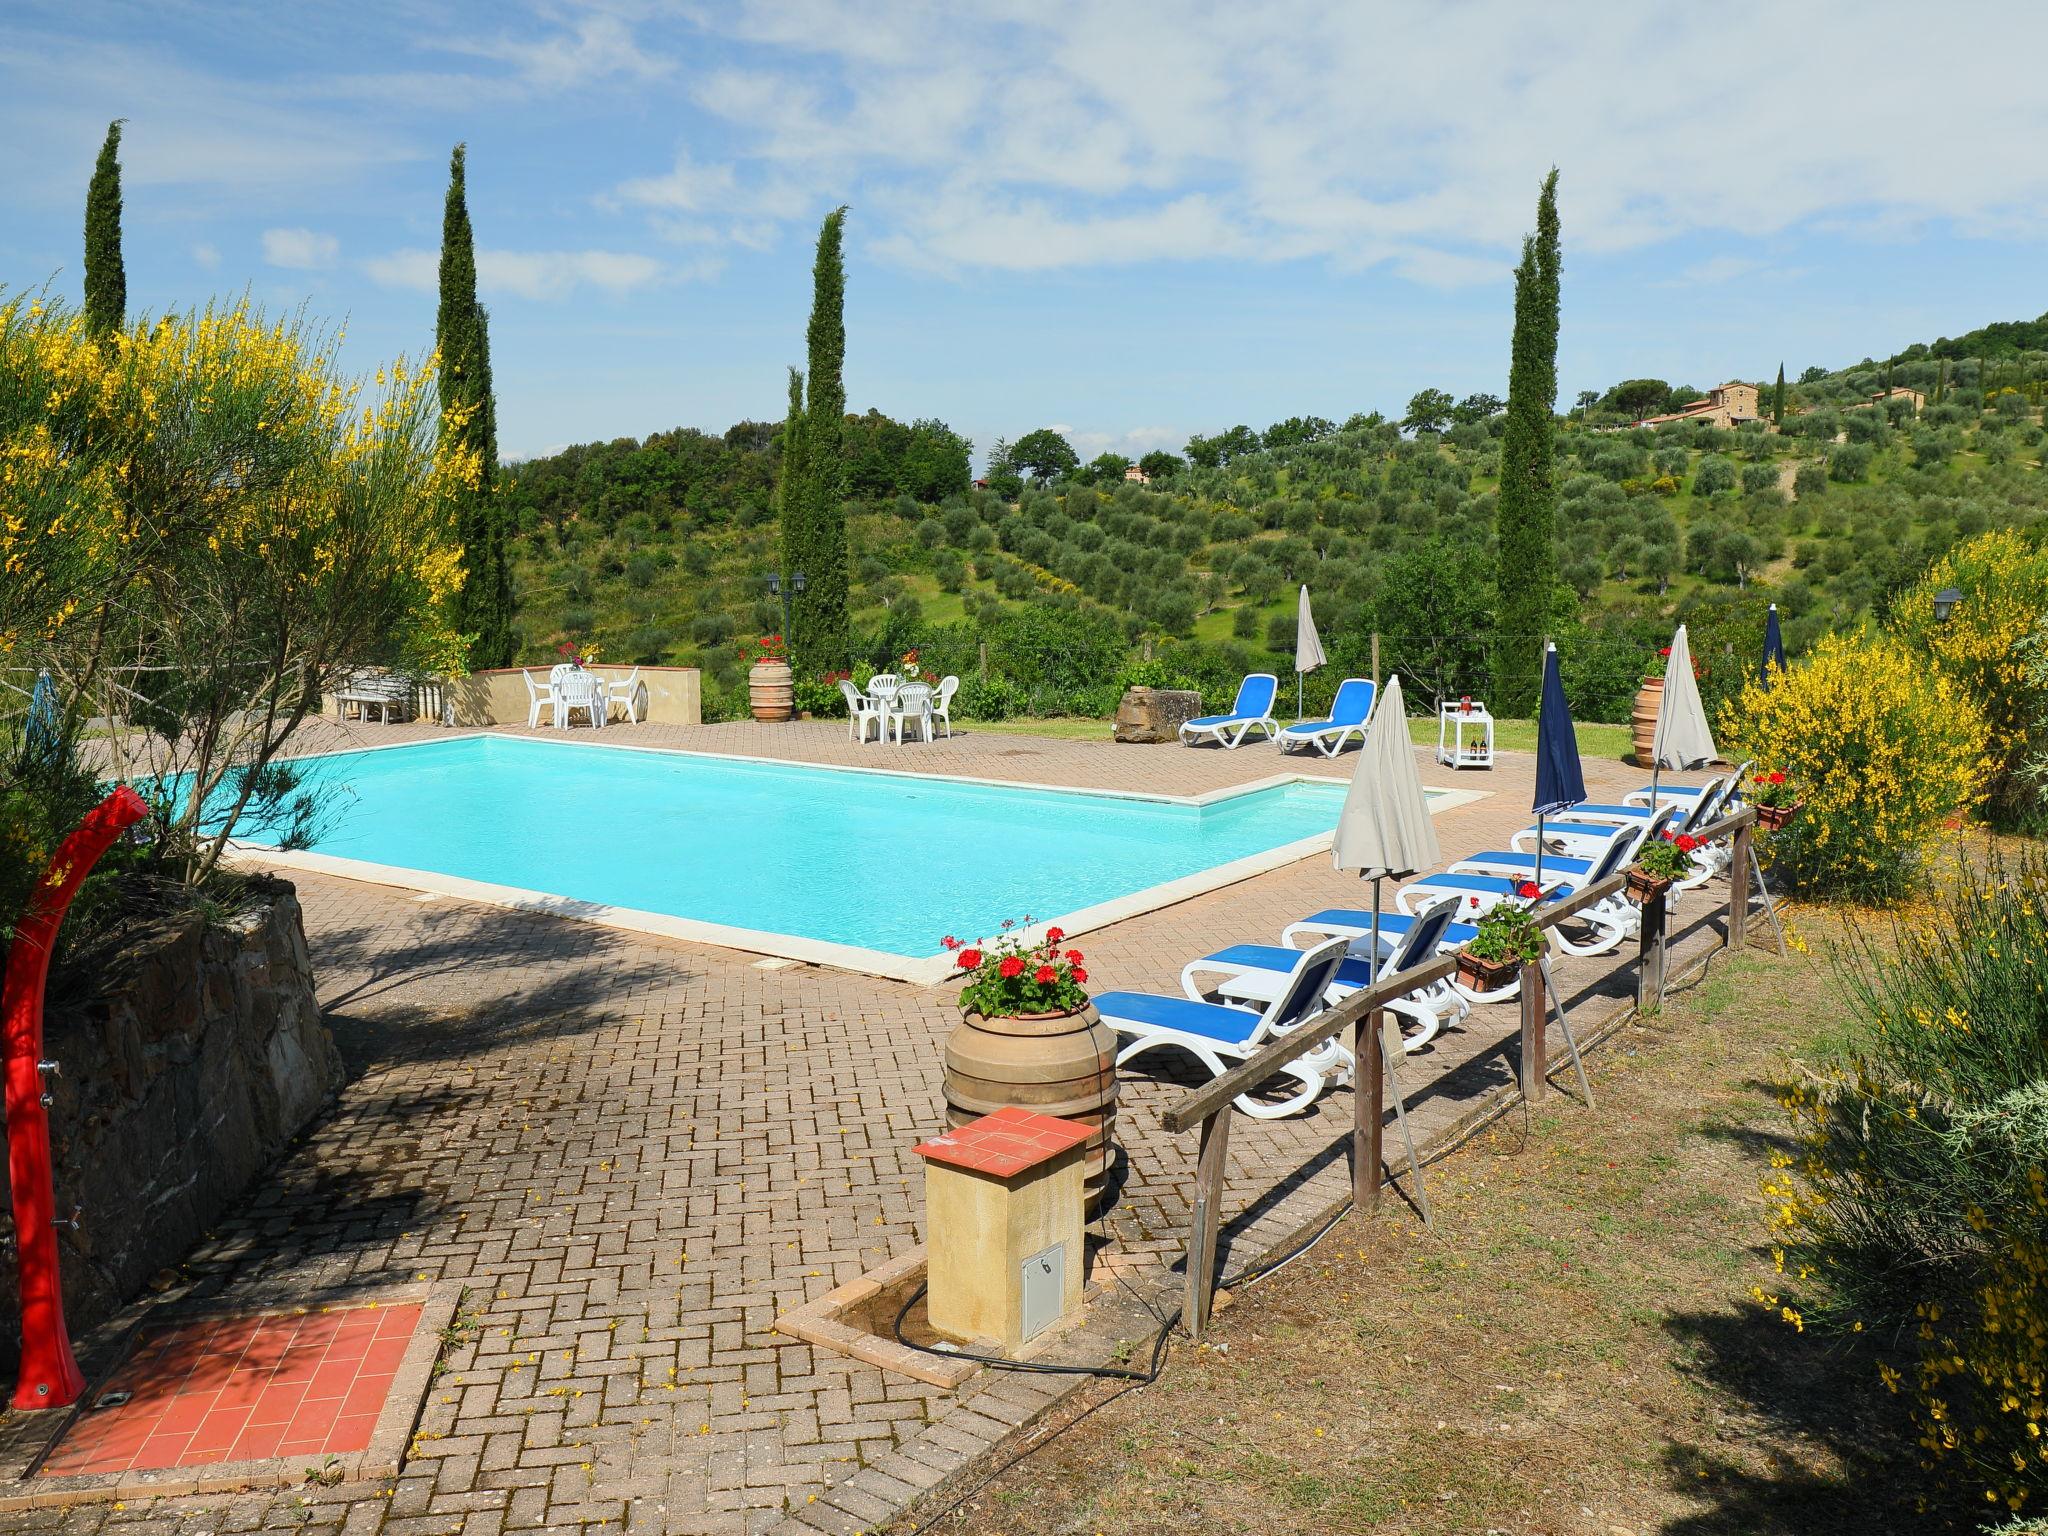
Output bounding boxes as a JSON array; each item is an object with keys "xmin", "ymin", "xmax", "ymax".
[
  {"xmin": 630, "ymin": 0, "xmax": 2048, "ymax": 280},
  {"xmin": 362, "ymin": 247, "xmax": 668, "ymax": 300},
  {"xmin": 262, "ymin": 227, "xmax": 339, "ymax": 270},
  {"xmin": 191, "ymin": 242, "xmax": 220, "ymax": 271},
  {"xmin": 434, "ymin": 13, "xmax": 672, "ymax": 93}
]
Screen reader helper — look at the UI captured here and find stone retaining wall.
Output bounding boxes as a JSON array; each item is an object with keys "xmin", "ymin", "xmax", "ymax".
[{"xmin": 0, "ymin": 881, "xmax": 341, "ymax": 1359}]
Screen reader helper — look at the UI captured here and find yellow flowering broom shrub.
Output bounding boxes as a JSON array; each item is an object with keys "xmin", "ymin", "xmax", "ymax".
[
  {"xmin": 1, "ymin": 292, "xmax": 476, "ymax": 896},
  {"xmin": 1893, "ymin": 531, "xmax": 2048, "ymax": 828},
  {"xmin": 1767, "ymin": 854, "xmax": 2048, "ymax": 1519},
  {"xmin": 1720, "ymin": 631, "xmax": 1989, "ymax": 900}
]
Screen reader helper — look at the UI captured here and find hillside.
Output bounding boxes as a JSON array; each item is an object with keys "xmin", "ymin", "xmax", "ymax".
[{"xmin": 501, "ymin": 351, "xmax": 2048, "ymax": 725}]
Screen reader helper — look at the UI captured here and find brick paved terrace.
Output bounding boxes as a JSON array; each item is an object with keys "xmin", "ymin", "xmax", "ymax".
[{"xmin": 11, "ymin": 717, "xmax": 1753, "ymax": 1536}]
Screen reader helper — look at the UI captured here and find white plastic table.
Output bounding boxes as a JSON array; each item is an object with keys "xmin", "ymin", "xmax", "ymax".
[{"xmin": 1436, "ymin": 700, "xmax": 1494, "ymax": 768}]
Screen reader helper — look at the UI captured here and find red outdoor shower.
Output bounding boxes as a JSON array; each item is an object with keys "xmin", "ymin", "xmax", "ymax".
[{"xmin": 1, "ymin": 786, "xmax": 146, "ymax": 1409}]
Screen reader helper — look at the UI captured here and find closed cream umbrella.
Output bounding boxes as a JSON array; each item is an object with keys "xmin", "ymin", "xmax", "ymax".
[
  {"xmin": 1649, "ymin": 623, "xmax": 1718, "ymax": 805},
  {"xmin": 1330, "ymin": 673, "xmax": 1438, "ymax": 1224},
  {"xmin": 1294, "ymin": 585, "xmax": 1327, "ymax": 721}
]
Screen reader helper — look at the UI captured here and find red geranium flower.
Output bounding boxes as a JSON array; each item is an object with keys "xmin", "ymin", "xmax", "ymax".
[
  {"xmin": 999, "ymin": 955, "xmax": 1025, "ymax": 979},
  {"xmin": 941, "ymin": 935, "xmax": 959, "ymax": 950},
  {"xmin": 1769, "ymin": 771, "xmax": 1786, "ymax": 784},
  {"xmin": 1516, "ymin": 881, "xmax": 1541, "ymax": 899},
  {"xmin": 1064, "ymin": 949, "xmax": 1084, "ymax": 964},
  {"xmin": 1070, "ymin": 966, "xmax": 1088, "ymax": 984},
  {"xmin": 956, "ymin": 948, "xmax": 982, "ymax": 969},
  {"xmin": 1045, "ymin": 926, "xmax": 1065, "ymax": 944},
  {"xmin": 1034, "ymin": 965, "xmax": 1057, "ymax": 984},
  {"xmin": 1675, "ymin": 834, "xmax": 1698, "ymax": 852}
]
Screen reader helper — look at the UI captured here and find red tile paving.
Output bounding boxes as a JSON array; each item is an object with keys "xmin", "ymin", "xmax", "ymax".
[
  {"xmin": 38, "ymin": 1304, "xmax": 418, "ymax": 1479},
  {"xmin": 915, "ymin": 1106, "xmax": 1096, "ymax": 1179}
]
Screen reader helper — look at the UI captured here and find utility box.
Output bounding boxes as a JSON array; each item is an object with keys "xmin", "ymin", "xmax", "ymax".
[{"xmin": 914, "ymin": 1107, "xmax": 1091, "ymax": 1351}]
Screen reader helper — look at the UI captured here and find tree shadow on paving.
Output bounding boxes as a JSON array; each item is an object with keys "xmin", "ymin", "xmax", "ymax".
[
  {"xmin": 1657, "ymin": 1303, "xmax": 1967, "ymax": 1534},
  {"xmin": 306, "ymin": 901, "xmax": 684, "ymax": 1077}
]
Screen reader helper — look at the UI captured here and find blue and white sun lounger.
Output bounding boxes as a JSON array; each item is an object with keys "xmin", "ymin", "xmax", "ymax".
[
  {"xmin": 1623, "ymin": 760, "xmax": 1752, "ymax": 810},
  {"xmin": 1520, "ymin": 779, "xmax": 1725, "ymax": 859},
  {"xmin": 1095, "ymin": 937, "xmax": 1349, "ymax": 1119},
  {"xmin": 1179, "ymin": 673, "xmax": 1281, "ymax": 749},
  {"xmin": 1181, "ymin": 898, "xmax": 1468, "ymax": 1054},
  {"xmin": 1397, "ymin": 823, "xmax": 1653, "ymax": 958},
  {"xmin": 1278, "ymin": 677, "xmax": 1375, "ymax": 756}
]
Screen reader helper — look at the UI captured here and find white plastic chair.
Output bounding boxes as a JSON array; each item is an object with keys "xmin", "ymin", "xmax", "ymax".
[
  {"xmin": 522, "ymin": 670, "xmax": 556, "ymax": 728},
  {"xmin": 931, "ymin": 676, "xmax": 959, "ymax": 738},
  {"xmin": 839, "ymin": 679, "xmax": 882, "ymax": 743},
  {"xmin": 889, "ymin": 682, "xmax": 934, "ymax": 744},
  {"xmin": 606, "ymin": 666, "xmax": 645, "ymax": 724},
  {"xmin": 556, "ymin": 669, "xmax": 606, "ymax": 729}
]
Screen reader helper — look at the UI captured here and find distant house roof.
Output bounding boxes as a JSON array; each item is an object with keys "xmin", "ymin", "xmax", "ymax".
[{"xmin": 1123, "ymin": 464, "xmax": 1150, "ymax": 483}]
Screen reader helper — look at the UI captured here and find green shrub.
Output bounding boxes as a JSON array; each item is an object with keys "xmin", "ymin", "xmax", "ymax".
[{"xmin": 1767, "ymin": 853, "xmax": 2048, "ymax": 1517}]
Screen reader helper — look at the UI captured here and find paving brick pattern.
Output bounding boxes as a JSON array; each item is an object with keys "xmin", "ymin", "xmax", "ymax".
[{"xmin": 15, "ymin": 718, "xmax": 1743, "ymax": 1536}]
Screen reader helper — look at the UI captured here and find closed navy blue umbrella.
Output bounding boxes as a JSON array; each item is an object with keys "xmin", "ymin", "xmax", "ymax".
[
  {"xmin": 1761, "ymin": 602, "xmax": 1787, "ymax": 687},
  {"xmin": 1531, "ymin": 643, "xmax": 1586, "ymax": 888}
]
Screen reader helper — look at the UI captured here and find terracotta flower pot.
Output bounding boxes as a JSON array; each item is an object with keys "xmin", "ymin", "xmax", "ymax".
[
  {"xmin": 748, "ymin": 658, "xmax": 793, "ymax": 721},
  {"xmin": 1756, "ymin": 801, "xmax": 1803, "ymax": 831},
  {"xmin": 1626, "ymin": 866, "xmax": 1674, "ymax": 906},
  {"xmin": 1455, "ymin": 949, "xmax": 1520, "ymax": 995},
  {"xmin": 1631, "ymin": 676, "xmax": 1664, "ymax": 768},
  {"xmin": 943, "ymin": 1004, "xmax": 1118, "ymax": 1212}
]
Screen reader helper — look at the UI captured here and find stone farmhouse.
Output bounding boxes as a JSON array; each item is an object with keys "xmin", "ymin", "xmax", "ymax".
[{"xmin": 1635, "ymin": 381, "xmax": 1763, "ymax": 430}]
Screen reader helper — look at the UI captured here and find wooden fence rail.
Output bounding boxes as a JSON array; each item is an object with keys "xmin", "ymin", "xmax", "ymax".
[{"xmin": 1162, "ymin": 803, "xmax": 1762, "ymax": 1338}]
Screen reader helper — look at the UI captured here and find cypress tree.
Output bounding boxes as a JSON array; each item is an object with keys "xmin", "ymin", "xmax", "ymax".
[
  {"xmin": 436, "ymin": 144, "xmax": 512, "ymax": 668},
  {"xmin": 792, "ymin": 206, "xmax": 850, "ymax": 674},
  {"xmin": 1772, "ymin": 362, "xmax": 1786, "ymax": 426},
  {"xmin": 83, "ymin": 120, "xmax": 127, "ymax": 335},
  {"xmin": 1492, "ymin": 169, "xmax": 1562, "ymax": 717},
  {"xmin": 775, "ymin": 366, "xmax": 808, "ymax": 648}
]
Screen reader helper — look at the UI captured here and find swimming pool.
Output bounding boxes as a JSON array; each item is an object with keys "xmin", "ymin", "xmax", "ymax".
[{"xmin": 237, "ymin": 736, "xmax": 1445, "ymax": 979}]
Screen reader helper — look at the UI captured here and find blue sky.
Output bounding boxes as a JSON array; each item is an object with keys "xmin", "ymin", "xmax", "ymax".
[{"xmin": 7, "ymin": 2, "xmax": 2048, "ymax": 465}]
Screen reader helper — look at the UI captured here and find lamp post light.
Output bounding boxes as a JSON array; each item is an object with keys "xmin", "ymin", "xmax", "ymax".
[
  {"xmin": 1933, "ymin": 586, "xmax": 1964, "ymax": 624},
  {"xmin": 766, "ymin": 570, "xmax": 806, "ymax": 644}
]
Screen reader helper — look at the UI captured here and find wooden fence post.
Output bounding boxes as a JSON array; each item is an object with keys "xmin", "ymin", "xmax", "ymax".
[
  {"xmin": 1371, "ymin": 632, "xmax": 1381, "ymax": 692},
  {"xmin": 977, "ymin": 640, "xmax": 988, "ymax": 679},
  {"xmin": 1185, "ymin": 1108, "xmax": 1233, "ymax": 1339},
  {"xmin": 1728, "ymin": 820, "xmax": 1752, "ymax": 952},
  {"xmin": 1635, "ymin": 889, "xmax": 1668, "ymax": 1014},
  {"xmin": 1518, "ymin": 958, "xmax": 1547, "ymax": 1101},
  {"xmin": 1355, "ymin": 1011, "xmax": 1384, "ymax": 1214}
]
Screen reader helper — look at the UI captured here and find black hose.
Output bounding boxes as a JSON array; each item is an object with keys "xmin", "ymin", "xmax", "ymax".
[{"xmin": 891, "ymin": 1281, "xmax": 1173, "ymax": 1383}]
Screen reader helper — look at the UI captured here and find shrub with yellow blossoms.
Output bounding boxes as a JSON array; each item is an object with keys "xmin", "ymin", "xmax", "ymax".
[
  {"xmin": 1892, "ymin": 531, "xmax": 2048, "ymax": 830},
  {"xmin": 1720, "ymin": 631, "xmax": 1989, "ymax": 901},
  {"xmin": 1767, "ymin": 853, "xmax": 2048, "ymax": 1519},
  {"xmin": 1, "ymin": 293, "xmax": 478, "ymax": 888}
]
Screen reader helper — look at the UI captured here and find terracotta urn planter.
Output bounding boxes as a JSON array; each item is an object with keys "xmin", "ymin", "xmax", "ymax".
[
  {"xmin": 1454, "ymin": 949, "xmax": 1520, "ymax": 995},
  {"xmin": 943, "ymin": 1004, "xmax": 1118, "ymax": 1212},
  {"xmin": 1631, "ymin": 676, "xmax": 1664, "ymax": 768},
  {"xmin": 1756, "ymin": 801, "xmax": 1804, "ymax": 832},
  {"xmin": 748, "ymin": 658, "xmax": 793, "ymax": 721},
  {"xmin": 1625, "ymin": 866, "xmax": 1674, "ymax": 906}
]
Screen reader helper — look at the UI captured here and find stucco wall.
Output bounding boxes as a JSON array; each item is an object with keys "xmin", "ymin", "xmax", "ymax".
[{"xmin": 444, "ymin": 666, "xmax": 702, "ymax": 728}]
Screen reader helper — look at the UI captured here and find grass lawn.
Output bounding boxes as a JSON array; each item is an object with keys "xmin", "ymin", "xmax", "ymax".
[
  {"xmin": 960, "ymin": 716, "xmax": 1638, "ymax": 760},
  {"xmin": 891, "ymin": 922, "xmax": 1927, "ymax": 1535}
]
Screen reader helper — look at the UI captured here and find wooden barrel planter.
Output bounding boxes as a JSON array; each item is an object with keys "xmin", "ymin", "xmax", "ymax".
[
  {"xmin": 1631, "ymin": 676, "xmax": 1664, "ymax": 767},
  {"xmin": 944, "ymin": 1004, "xmax": 1119, "ymax": 1212},
  {"xmin": 748, "ymin": 658, "xmax": 793, "ymax": 721}
]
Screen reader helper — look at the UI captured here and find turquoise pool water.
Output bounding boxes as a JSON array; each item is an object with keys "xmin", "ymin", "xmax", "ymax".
[{"xmin": 255, "ymin": 737, "xmax": 1354, "ymax": 957}]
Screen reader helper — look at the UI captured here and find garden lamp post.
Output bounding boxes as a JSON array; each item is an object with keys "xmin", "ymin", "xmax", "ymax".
[
  {"xmin": 1933, "ymin": 586, "xmax": 1964, "ymax": 623},
  {"xmin": 766, "ymin": 570, "xmax": 806, "ymax": 644}
]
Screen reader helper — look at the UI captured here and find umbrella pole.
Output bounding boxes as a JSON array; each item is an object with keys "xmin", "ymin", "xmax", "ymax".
[
  {"xmin": 1370, "ymin": 877, "xmax": 1382, "ymax": 975},
  {"xmin": 1297, "ymin": 672, "xmax": 1304, "ymax": 723},
  {"xmin": 1533, "ymin": 815, "xmax": 1545, "ymax": 890}
]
